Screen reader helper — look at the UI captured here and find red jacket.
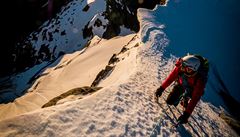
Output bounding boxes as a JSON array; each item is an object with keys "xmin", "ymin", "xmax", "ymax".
[{"xmin": 161, "ymin": 59, "xmax": 206, "ymax": 115}]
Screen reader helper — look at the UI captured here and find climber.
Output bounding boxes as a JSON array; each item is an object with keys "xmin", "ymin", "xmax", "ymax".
[{"xmin": 155, "ymin": 54, "xmax": 209, "ymax": 124}]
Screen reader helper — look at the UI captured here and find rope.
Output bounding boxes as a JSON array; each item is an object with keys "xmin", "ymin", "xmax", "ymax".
[
  {"xmin": 151, "ymin": 88, "xmax": 193, "ymax": 135},
  {"xmin": 149, "ymin": 89, "xmax": 191, "ymax": 136},
  {"xmin": 149, "ymin": 95, "xmax": 171, "ymax": 137},
  {"xmin": 164, "ymin": 90, "xmax": 203, "ymax": 137},
  {"xmin": 149, "ymin": 114, "xmax": 162, "ymax": 137}
]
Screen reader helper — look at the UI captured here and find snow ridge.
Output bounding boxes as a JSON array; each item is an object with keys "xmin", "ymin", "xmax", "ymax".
[
  {"xmin": 0, "ymin": 1, "xmax": 238, "ymax": 137},
  {"xmin": 137, "ymin": 7, "xmax": 238, "ymax": 137}
]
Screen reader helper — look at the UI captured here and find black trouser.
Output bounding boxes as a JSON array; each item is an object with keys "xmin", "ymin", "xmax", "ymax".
[{"xmin": 166, "ymin": 84, "xmax": 185, "ymax": 106}]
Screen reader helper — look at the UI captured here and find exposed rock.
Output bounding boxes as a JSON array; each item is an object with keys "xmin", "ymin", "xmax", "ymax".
[
  {"xmin": 220, "ymin": 111, "xmax": 240, "ymax": 136},
  {"xmin": 108, "ymin": 54, "xmax": 120, "ymax": 65},
  {"xmin": 5, "ymin": 0, "xmax": 165, "ymax": 77},
  {"xmin": 37, "ymin": 44, "xmax": 51, "ymax": 63},
  {"xmin": 82, "ymin": 4, "xmax": 90, "ymax": 12},
  {"xmin": 119, "ymin": 47, "xmax": 129, "ymax": 54},
  {"xmin": 83, "ymin": 22, "xmax": 94, "ymax": 39},
  {"xmin": 91, "ymin": 65, "xmax": 115, "ymax": 87},
  {"xmin": 42, "ymin": 86, "xmax": 102, "ymax": 108},
  {"xmin": 101, "ymin": 0, "xmax": 165, "ymax": 39},
  {"xmin": 0, "ymin": 0, "xmax": 72, "ymax": 77},
  {"xmin": 91, "ymin": 35, "xmax": 138, "ymax": 87},
  {"xmin": 94, "ymin": 18, "xmax": 103, "ymax": 27},
  {"xmin": 60, "ymin": 30, "xmax": 66, "ymax": 36},
  {"xmin": 14, "ymin": 41, "xmax": 37, "ymax": 72},
  {"xmin": 218, "ymin": 90, "xmax": 240, "ymax": 120}
]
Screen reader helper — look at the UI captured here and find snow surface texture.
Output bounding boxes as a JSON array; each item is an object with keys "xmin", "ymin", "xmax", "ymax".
[
  {"xmin": 3, "ymin": 0, "xmax": 137, "ymax": 104},
  {"xmin": 0, "ymin": 0, "xmax": 108, "ymax": 104},
  {"xmin": 0, "ymin": 0, "xmax": 238, "ymax": 136},
  {"xmin": 0, "ymin": 34, "xmax": 136, "ymax": 121},
  {"xmin": 0, "ymin": 3, "xmax": 238, "ymax": 137},
  {"xmin": 28, "ymin": 0, "xmax": 106, "ymax": 54}
]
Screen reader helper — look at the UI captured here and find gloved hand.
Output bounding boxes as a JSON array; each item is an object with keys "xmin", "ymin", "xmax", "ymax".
[
  {"xmin": 155, "ymin": 86, "xmax": 164, "ymax": 98},
  {"xmin": 177, "ymin": 111, "xmax": 190, "ymax": 124}
]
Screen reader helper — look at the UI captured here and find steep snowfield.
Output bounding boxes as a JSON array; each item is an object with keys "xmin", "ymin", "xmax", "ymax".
[
  {"xmin": 0, "ymin": 0, "xmax": 238, "ymax": 137},
  {"xmin": 0, "ymin": 34, "xmax": 136, "ymax": 121},
  {"xmin": 28, "ymin": 0, "xmax": 106, "ymax": 54},
  {"xmin": 0, "ymin": 8, "xmax": 238, "ymax": 137},
  {"xmin": 0, "ymin": 0, "xmax": 108, "ymax": 104}
]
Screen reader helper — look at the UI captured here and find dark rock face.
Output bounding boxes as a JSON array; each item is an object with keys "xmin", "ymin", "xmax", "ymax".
[
  {"xmin": 42, "ymin": 86, "xmax": 102, "ymax": 108},
  {"xmin": 13, "ymin": 42, "xmax": 37, "ymax": 72},
  {"xmin": 102, "ymin": 0, "xmax": 165, "ymax": 39},
  {"xmin": 0, "ymin": 0, "xmax": 71, "ymax": 77},
  {"xmin": 82, "ymin": 4, "xmax": 90, "ymax": 12},
  {"xmin": 82, "ymin": 0, "xmax": 165, "ymax": 39},
  {"xmin": 0, "ymin": 0, "xmax": 165, "ymax": 103},
  {"xmin": 1, "ymin": 0, "xmax": 165, "ymax": 78}
]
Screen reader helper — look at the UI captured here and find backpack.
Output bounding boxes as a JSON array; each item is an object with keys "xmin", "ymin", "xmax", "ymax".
[{"xmin": 194, "ymin": 55, "xmax": 209, "ymax": 84}]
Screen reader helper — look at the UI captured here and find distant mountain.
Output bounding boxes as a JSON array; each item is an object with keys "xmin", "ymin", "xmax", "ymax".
[
  {"xmin": 0, "ymin": 0, "xmax": 164, "ymax": 78},
  {"xmin": 0, "ymin": 0, "xmax": 164, "ymax": 103},
  {"xmin": 0, "ymin": 0, "xmax": 71, "ymax": 77}
]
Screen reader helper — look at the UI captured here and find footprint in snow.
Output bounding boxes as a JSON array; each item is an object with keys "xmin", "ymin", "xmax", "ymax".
[{"xmin": 112, "ymin": 105, "xmax": 124, "ymax": 114}]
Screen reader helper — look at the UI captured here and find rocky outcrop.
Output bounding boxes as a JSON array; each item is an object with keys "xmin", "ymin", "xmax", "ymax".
[
  {"xmin": 83, "ymin": 0, "xmax": 166, "ymax": 39},
  {"xmin": 1, "ymin": 0, "xmax": 166, "ymax": 87},
  {"xmin": 91, "ymin": 35, "xmax": 139, "ymax": 87},
  {"xmin": 220, "ymin": 111, "xmax": 240, "ymax": 136},
  {"xmin": 1, "ymin": 0, "xmax": 72, "ymax": 77},
  {"xmin": 0, "ymin": 0, "xmax": 165, "ymax": 102},
  {"xmin": 42, "ymin": 86, "xmax": 102, "ymax": 108}
]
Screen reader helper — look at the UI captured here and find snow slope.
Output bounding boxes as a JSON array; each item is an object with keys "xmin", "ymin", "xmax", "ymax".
[
  {"xmin": 0, "ymin": 32, "xmax": 237, "ymax": 136},
  {"xmin": 2, "ymin": 0, "xmax": 138, "ymax": 104},
  {"xmin": 28, "ymin": 0, "xmax": 106, "ymax": 54},
  {"xmin": 0, "ymin": 34, "xmax": 136, "ymax": 121},
  {"xmin": 0, "ymin": 0, "xmax": 238, "ymax": 137},
  {"xmin": 0, "ymin": 0, "xmax": 108, "ymax": 104}
]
